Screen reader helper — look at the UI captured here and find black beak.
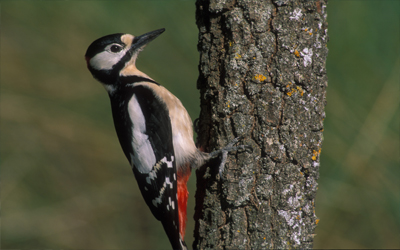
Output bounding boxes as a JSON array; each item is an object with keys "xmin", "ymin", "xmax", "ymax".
[{"xmin": 131, "ymin": 28, "xmax": 165, "ymax": 50}]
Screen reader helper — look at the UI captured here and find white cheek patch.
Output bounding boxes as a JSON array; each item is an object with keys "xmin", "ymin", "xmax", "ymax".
[
  {"xmin": 90, "ymin": 50, "xmax": 124, "ymax": 70},
  {"xmin": 90, "ymin": 43, "xmax": 132, "ymax": 71},
  {"xmin": 128, "ymin": 94, "xmax": 156, "ymax": 174}
]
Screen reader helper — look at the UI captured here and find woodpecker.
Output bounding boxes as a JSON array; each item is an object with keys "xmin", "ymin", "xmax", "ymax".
[{"xmin": 85, "ymin": 28, "xmax": 248, "ymax": 250}]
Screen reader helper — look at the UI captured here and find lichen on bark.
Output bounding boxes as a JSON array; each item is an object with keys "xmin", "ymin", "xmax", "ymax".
[{"xmin": 194, "ymin": 0, "xmax": 328, "ymax": 249}]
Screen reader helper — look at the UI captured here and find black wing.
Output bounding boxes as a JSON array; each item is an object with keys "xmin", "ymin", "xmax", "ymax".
[{"xmin": 110, "ymin": 83, "xmax": 184, "ymax": 249}]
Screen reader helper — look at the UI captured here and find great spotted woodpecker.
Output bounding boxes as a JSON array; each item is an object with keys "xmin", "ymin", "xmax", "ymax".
[{"xmin": 85, "ymin": 28, "xmax": 248, "ymax": 250}]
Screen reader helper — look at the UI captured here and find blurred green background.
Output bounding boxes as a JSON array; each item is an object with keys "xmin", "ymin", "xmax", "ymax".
[{"xmin": 1, "ymin": 1, "xmax": 398, "ymax": 249}]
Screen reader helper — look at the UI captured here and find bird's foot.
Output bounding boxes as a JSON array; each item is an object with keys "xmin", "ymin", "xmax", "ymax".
[{"xmin": 209, "ymin": 136, "xmax": 252, "ymax": 179}]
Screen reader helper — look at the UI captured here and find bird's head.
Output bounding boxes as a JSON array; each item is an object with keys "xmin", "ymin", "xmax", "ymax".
[{"xmin": 85, "ymin": 28, "xmax": 165, "ymax": 87}]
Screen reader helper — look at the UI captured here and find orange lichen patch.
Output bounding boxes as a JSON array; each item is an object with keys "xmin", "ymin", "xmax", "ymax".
[
  {"xmin": 254, "ymin": 74, "xmax": 266, "ymax": 82},
  {"xmin": 309, "ymin": 32, "xmax": 313, "ymax": 35},
  {"xmin": 286, "ymin": 84, "xmax": 304, "ymax": 97},
  {"xmin": 286, "ymin": 88, "xmax": 296, "ymax": 96},
  {"xmin": 235, "ymin": 53, "xmax": 242, "ymax": 59},
  {"xmin": 294, "ymin": 50, "xmax": 300, "ymax": 57},
  {"xmin": 312, "ymin": 148, "xmax": 321, "ymax": 161},
  {"xmin": 304, "ymin": 28, "xmax": 308, "ymax": 32},
  {"xmin": 229, "ymin": 41, "xmax": 233, "ymax": 46},
  {"xmin": 316, "ymin": 219, "xmax": 320, "ymax": 225},
  {"xmin": 296, "ymin": 86, "xmax": 304, "ymax": 96},
  {"xmin": 312, "ymin": 151, "xmax": 317, "ymax": 160}
]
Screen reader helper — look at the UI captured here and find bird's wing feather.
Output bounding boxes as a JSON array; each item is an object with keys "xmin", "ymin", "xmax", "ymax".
[{"xmin": 110, "ymin": 83, "xmax": 182, "ymax": 247}]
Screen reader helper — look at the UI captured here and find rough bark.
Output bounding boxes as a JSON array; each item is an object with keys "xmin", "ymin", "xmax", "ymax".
[{"xmin": 193, "ymin": 0, "xmax": 328, "ymax": 249}]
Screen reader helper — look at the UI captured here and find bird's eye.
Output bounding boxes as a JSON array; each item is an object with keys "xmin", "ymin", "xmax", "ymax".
[{"xmin": 110, "ymin": 45, "xmax": 122, "ymax": 53}]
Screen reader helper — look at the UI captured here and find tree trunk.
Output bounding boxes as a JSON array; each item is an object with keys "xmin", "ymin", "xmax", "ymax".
[{"xmin": 193, "ymin": 0, "xmax": 328, "ymax": 249}]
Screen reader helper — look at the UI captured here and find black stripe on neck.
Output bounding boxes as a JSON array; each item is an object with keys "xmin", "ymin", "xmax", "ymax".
[{"xmin": 120, "ymin": 75, "xmax": 159, "ymax": 85}]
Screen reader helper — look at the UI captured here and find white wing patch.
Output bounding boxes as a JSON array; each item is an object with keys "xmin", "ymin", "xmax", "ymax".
[
  {"xmin": 152, "ymin": 182, "xmax": 166, "ymax": 208},
  {"xmin": 146, "ymin": 157, "xmax": 176, "ymax": 209},
  {"xmin": 165, "ymin": 177, "xmax": 173, "ymax": 189},
  {"xmin": 128, "ymin": 94, "xmax": 156, "ymax": 174},
  {"xmin": 144, "ymin": 157, "xmax": 174, "ymax": 184},
  {"xmin": 164, "ymin": 156, "xmax": 174, "ymax": 168}
]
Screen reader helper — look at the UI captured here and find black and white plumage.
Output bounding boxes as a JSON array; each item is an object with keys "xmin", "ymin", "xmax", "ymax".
[{"xmin": 85, "ymin": 28, "xmax": 249, "ymax": 250}]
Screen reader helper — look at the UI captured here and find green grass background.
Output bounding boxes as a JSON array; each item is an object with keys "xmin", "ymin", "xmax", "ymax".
[{"xmin": 1, "ymin": 1, "xmax": 399, "ymax": 249}]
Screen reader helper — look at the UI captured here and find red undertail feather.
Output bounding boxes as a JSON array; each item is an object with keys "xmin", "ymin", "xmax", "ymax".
[{"xmin": 177, "ymin": 165, "xmax": 191, "ymax": 240}]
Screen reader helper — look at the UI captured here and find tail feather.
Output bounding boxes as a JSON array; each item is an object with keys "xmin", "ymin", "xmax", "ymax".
[{"xmin": 161, "ymin": 219, "xmax": 187, "ymax": 250}]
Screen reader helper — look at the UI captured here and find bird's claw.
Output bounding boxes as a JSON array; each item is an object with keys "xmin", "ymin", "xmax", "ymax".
[{"xmin": 212, "ymin": 136, "xmax": 252, "ymax": 180}]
